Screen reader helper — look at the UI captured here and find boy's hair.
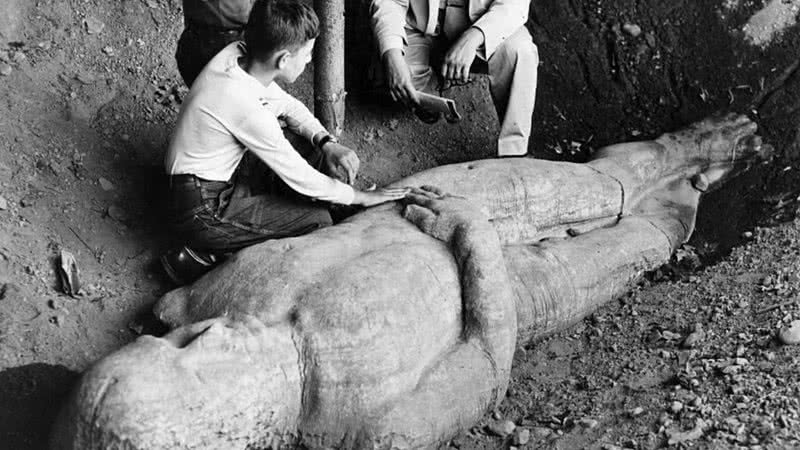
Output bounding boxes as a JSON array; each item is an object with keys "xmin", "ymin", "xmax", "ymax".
[{"xmin": 245, "ymin": 0, "xmax": 320, "ymax": 60}]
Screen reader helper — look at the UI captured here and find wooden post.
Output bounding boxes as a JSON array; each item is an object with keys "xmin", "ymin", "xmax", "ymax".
[{"xmin": 313, "ymin": 0, "xmax": 346, "ymax": 136}]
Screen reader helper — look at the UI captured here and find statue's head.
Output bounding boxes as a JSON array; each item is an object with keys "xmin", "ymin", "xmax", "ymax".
[{"xmin": 52, "ymin": 315, "xmax": 303, "ymax": 449}]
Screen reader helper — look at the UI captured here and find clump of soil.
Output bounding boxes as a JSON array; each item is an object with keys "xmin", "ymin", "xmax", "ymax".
[{"xmin": 1, "ymin": 0, "xmax": 800, "ymax": 449}]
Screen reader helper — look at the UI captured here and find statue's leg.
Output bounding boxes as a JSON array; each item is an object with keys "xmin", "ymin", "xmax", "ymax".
[
  {"xmin": 509, "ymin": 170, "xmax": 709, "ymax": 342},
  {"xmin": 589, "ymin": 113, "xmax": 767, "ymax": 211},
  {"xmin": 508, "ymin": 117, "xmax": 766, "ymax": 341}
]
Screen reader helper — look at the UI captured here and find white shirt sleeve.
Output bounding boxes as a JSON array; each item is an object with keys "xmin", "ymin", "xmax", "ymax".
[
  {"xmin": 232, "ymin": 110, "xmax": 355, "ymax": 205},
  {"xmin": 278, "ymin": 93, "xmax": 328, "ymax": 143}
]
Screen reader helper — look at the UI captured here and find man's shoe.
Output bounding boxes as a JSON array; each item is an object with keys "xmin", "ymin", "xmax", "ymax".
[{"xmin": 160, "ymin": 246, "xmax": 219, "ymax": 285}]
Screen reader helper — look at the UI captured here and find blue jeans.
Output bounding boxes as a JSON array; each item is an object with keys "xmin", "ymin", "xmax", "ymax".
[{"xmin": 167, "ymin": 155, "xmax": 334, "ymax": 253}]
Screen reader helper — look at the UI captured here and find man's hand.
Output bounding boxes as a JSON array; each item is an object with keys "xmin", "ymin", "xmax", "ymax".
[
  {"xmin": 322, "ymin": 142, "xmax": 360, "ymax": 185},
  {"xmin": 352, "ymin": 186, "xmax": 411, "ymax": 207},
  {"xmin": 383, "ymin": 48, "xmax": 420, "ymax": 107},
  {"xmin": 441, "ymin": 27, "xmax": 484, "ymax": 83}
]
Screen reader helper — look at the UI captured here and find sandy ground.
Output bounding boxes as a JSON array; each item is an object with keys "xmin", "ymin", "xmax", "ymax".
[{"xmin": 1, "ymin": 0, "xmax": 800, "ymax": 449}]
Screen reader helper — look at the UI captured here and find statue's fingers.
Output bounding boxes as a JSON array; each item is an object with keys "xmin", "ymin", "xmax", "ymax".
[
  {"xmin": 419, "ymin": 184, "xmax": 447, "ymax": 198},
  {"xmin": 405, "ymin": 192, "xmax": 437, "ymax": 208},
  {"xmin": 403, "ymin": 204, "xmax": 437, "ymax": 232}
]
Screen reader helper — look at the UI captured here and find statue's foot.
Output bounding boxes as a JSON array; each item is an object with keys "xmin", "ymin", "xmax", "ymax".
[
  {"xmin": 661, "ymin": 113, "xmax": 767, "ymax": 165},
  {"xmin": 695, "ymin": 115, "xmax": 772, "ymax": 191}
]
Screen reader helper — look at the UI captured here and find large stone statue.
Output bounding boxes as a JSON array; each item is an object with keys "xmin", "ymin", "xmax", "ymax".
[{"xmin": 52, "ymin": 114, "xmax": 768, "ymax": 449}]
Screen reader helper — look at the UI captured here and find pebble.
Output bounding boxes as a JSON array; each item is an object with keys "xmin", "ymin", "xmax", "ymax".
[
  {"xmin": 84, "ymin": 17, "xmax": 106, "ymax": 34},
  {"xmin": 0, "ymin": 195, "xmax": 7, "ymax": 210},
  {"xmin": 0, "ymin": 63, "xmax": 12, "ymax": 76},
  {"xmin": 512, "ymin": 428, "xmax": 530, "ymax": 446},
  {"xmin": 10, "ymin": 51, "xmax": 26, "ymax": 64},
  {"xmin": 682, "ymin": 323, "xmax": 706, "ymax": 348},
  {"xmin": 107, "ymin": 205, "xmax": 127, "ymax": 222},
  {"xmin": 487, "ymin": 420, "xmax": 516, "ymax": 437},
  {"xmin": 670, "ymin": 401, "xmax": 684, "ymax": 413},
  {"xmin": 531, "ymin": 426, "xmax": 552, "ymax": 439},
  {"xmin": 645, "ymin": 32, "xmax": 656, "ymax": 47},
  {"xmin": 99, "ymin": 177, "xmax": 115, "ymax": 191},
  {"xmin": 578, "ymin": 418, "xmax": 599, "ymax": 429},
  {"xmin": 630, "ymin": 407, "xmax": 644, "ymax": 417},
  {"xmin": 778, "ymin": 320, "xmax": 800, "ymax": 345},
  {"xmin": 622, "ymin": 23, "xmax": 642, "ymax": 37}
]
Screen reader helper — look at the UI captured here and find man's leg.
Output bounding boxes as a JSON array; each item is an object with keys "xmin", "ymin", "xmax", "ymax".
[
  {"xmin": 404, "ymin": 28, "xmax": 438, "ymax": 94},
  {"xmin": 486, "ymin": 26, "xmax": 538, "ymax": 157}
]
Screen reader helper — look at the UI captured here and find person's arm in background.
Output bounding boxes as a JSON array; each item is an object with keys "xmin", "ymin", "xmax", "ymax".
[
  {"xmin": 471, "ymin": 0, "xmax": 530, "ymax": 58},
  {"xmin": 370, "ymin": 0, "xmax": 419, "ymax": 106},
  {"xmin": 441, "ymin": 0, "xmax": 529, "ymax": 83}
]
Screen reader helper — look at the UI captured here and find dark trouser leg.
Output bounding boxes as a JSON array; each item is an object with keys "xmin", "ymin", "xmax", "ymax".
[
  {"xmin": 168, "ymin": 176, "xmax": 332, "ymax": 254},
  {"xmin": 175, "ymin": 27, "xmax": 243, "ymax": 87}
]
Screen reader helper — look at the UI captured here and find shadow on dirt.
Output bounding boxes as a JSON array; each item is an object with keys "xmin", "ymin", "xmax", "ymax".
[{"xmin": 0, "ymin": 364, "xmax": 78, "ymax": 450}]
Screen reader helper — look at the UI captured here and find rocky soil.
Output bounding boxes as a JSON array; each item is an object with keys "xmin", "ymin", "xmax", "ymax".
[{"xmin": 1, "ymin": 0, "xmax": 800, "ymax": 449}]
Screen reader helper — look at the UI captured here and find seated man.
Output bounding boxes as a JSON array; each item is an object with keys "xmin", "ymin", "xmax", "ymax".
[
  {"xmin": 163, "ymin": 0, "xmax": 408, "ymax": 283},
  {"xmin": 176, "ymin": 0, "xmax": 254, "ymax": 87},
  {"xmin": 370, "ymin": 0, "xmax": 538, "ymax": 156}
]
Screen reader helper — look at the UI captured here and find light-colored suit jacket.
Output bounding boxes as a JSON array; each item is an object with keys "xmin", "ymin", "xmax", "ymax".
[{"xmin": 370, "ymin": 0, "xmax": 529, "ymax": 59}]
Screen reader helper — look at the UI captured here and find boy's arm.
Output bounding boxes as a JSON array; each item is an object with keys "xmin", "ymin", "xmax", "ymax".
[
  {"xmin": 280, "ymin": 95, "xmax": 328, "ymax": 143},
  {"xmin": 235, "ymin": 113, "xmax": 355, "ymax": 205},
  {"xmin": 280, "ymin": 93, "xmax": 360, "ymax": 184}
]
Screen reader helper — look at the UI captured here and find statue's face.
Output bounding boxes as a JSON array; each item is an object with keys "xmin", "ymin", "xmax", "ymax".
[{"xmin": 81, "ymin": 317, "xmax": 305, "ymax": 443}]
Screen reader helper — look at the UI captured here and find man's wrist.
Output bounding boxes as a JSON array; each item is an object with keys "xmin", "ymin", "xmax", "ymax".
[
  {"xmin": 382, "ymin": 47, "xmax": 404, "ymax": 62},
  {"xmin": 465, "ymin": 26, "xmax": 485, "ymax": 45}
]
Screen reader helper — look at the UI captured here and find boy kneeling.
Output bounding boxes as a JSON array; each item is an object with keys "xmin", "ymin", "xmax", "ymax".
[{"xmin": 163, "ymin": 0, "xmax": 407, "ymax": 283}]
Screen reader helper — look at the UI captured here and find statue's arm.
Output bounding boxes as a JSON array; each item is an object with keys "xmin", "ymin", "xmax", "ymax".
[{"xmin": 370, "ymin": 188, "xmax": 517, "ymax": 445}]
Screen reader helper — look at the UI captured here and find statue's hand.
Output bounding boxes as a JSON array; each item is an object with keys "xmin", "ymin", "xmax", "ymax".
[{"xmin": 403, "ymin": 185, "xmax": 487, "ymax": 243}]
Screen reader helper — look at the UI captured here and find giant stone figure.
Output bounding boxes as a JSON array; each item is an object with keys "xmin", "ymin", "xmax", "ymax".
[{"xmin": 52, "ymin": 114, "xmax": 768, "ymax": 449}]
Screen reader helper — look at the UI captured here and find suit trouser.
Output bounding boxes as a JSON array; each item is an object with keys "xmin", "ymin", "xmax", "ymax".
[{"xmin": 404, "ymin": 26, "xmax": 539, "ymax": 156}]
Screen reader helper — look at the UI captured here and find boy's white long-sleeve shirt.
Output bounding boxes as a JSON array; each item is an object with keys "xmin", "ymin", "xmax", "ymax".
[{"xmin": 165, "ymin": 42, "xmax": 355, "ymax": 205}]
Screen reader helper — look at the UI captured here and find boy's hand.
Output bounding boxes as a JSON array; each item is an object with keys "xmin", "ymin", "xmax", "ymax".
[
  {"xmin": 322, "ymin": 142, "xmax": 360, "ymax": 184},
  {"xmin": 383, "ymin": 49, "xmax": 420, "ymax": 107},
  {"xmin": 352, "ymin": 186, "xmax": 411, "ymax": 207}
]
